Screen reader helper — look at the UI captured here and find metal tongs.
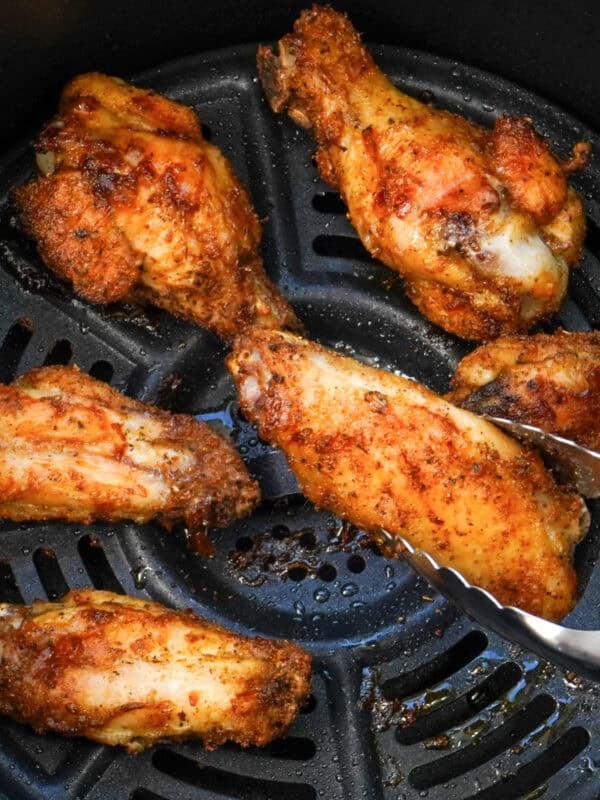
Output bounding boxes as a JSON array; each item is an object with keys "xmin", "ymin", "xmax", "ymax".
[{"xmin": 381, "ymin": 414, "xmax": 600, "ymax": 683}]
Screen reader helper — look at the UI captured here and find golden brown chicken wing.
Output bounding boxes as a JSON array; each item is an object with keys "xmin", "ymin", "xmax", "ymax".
[
  {"xmin": 228, "ymin": 329, "xmax": 588, "ymax": 620},
  {"xmin": 14, "ymin": 73, "xmax": 298, "ymax": 340},
  {"xmin": 0, "ymin": 365, "xmax": 258, "ymax": 529},
  {"xmin": 258, "ymin": 6, "xmax": 590, "ymax": 341},
  {"xmin": 0, "ymin": 589, "xmax": 311, "ymax": 751},
  {"xmin": 449, "ymin": 329, "xmax": 600, "ymax": 450}
]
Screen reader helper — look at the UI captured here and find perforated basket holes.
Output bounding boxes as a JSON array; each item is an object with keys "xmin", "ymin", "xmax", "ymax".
[
  {"xmin": 118, "ymin": 501, "xmax": 460, "ymax": 648},
  {"xmin": 365, "ymin": 625, "xmax": 598, "ymax": 799}
]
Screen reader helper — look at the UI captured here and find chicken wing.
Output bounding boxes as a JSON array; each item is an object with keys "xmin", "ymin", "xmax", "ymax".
[
  {"xmin": 449, "ymin": 329, "xmax": 600, "ymax": 450},
  {"xmin": 14, "ymin": 73, "xmax": 299, "ymax": 340},
  {"xmin": 228, "ymin": 329, "xmax": 588, "ymax": 620},
  {"xmin": 258, "ymin": 6, "xmax": 590, "ymax": 340},
  {"xmin": 0, "ymin": 589, "xmax": 311, "ymax": 751},
  {"xmin": 0, "ymin": 365, "xmax": 258, "ymax": 529}
]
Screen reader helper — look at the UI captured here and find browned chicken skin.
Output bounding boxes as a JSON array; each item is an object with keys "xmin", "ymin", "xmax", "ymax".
[
  {"xmin": 0, "ymin": 365, "xmax": 258, "ymax": 529},
  {"xmin": 14, "ymin": 73, "xmax": 299, "ymax": 340},
  {"xmin": 258, "ymin": 6, "xmax": 590, "ymax": 340},
  {"xmin": 449, "ymin": 329, "xmax": 600, "ymax": 451},
  {"xmin": 228, "ymin": 329, "xmax": 588, "ymax": 620},
  {"xmin": 0, "ymin": 590, "xmax": 311, "ymax": 752}
]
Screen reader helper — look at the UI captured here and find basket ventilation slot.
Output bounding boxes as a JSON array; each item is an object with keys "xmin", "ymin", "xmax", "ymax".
[
  {"xmin": 0, "ymin": 318, "xmax": 32, "ymax": 380},
  {"xmin": 382, "ymin": 630, "xmax": 488, "ymax": 700},
  {"xmin": 312, "ymin": 192, "xmax": 347, "ymax": 215},
  {"xmin": 77, "ymin": 534, "xmax": 125, "ymax": 594},
  {"xmin": 312, "ymin": 234, "xmax": 375, "ymax": 264},
  {"xmin": 89, "ymin": 359, "xmax": 114, "ymax": 383},
  {"xmin": 43, "ymin": 339, "xmax": 72, "ymax": 366},
  {"xmin": 0, "ymin": 562, "xmax": 23, "ymax": 603},
  {"xmin": 32, "ymin": 547, "xmax": 69, "ymax": 600},
  {"xmin": 151, "ymin": 747, "xmax": 317, "ymax": 799}
]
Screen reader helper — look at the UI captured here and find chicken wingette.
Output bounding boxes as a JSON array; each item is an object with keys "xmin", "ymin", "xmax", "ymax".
[
  {"xmin": 0, "ymin": 365, "xmax": 258, "ymax": 528},
  {"xmin": 258, "ymin": 6, "xmax": 590, "ymax": 340},
  {"xmin": 0, "ymin": 589, "xmax": 311, "ymax": 751},
  {"xmin": 14, "ymin": 73, "xmax": 299, "ymax": 340},
  {"xmin": 449, "ymin": 329, "xmax": 600, "ymax": 450},
  {"xmin": 228, "ymin": 329, "xmax": 588, "ymax": 620}
]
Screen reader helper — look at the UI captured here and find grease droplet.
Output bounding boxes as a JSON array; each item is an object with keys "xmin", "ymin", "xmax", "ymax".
[{"xmin": 314, "ymin": 588, "xmax": 330, "ymax": 603}]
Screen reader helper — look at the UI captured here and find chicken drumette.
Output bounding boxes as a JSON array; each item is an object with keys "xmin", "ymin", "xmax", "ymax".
[
  {"xmin": 449, "ymin": 329, "xmax": 600, "ymax": 450},
  {"xmin": 258, "ymin": 6, "xmax": 590, "ymax": 340},
  {"xmin": 228, "ymin": 329, "xmax": 588, "ymax": 620},
  {"xmin": 0, "ymin": 365, "xmax": 258, "ymax": 529},
  {"xmin": 15, "ymin": 73, "xmax": 298, "ymax": 340},
  {"xmin": 0, "ymin": 589, "xmax": 311, "ymax": 751}
]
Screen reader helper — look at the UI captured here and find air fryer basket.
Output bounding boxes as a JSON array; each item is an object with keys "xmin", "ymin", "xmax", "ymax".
[{"xmin": 0, "ymin": 44, "xmax": 598, "ymax": 800}]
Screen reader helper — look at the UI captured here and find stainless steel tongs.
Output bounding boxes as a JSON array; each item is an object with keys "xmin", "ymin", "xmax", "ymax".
[{"xmin": 379, "ymin": 528, "xmax": 600, "ymax": 683}]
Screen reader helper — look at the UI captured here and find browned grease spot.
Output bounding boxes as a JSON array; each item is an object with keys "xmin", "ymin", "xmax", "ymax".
[
  {"xmin": 227, "ymin": 519, "xmax": 373, "ymax": 587},
  {"xmin": 187, "ymin": 528, "xmax": 216, "ymax": 557}
]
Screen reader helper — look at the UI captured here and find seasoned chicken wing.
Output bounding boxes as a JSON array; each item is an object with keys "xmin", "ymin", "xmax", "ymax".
[
  {"xmin": 14, "ymin": 73, "xmax": 298, "ymax": 340},
  {"xmin": 258, "ymin": 6, "xmax": 590, "ymax": 340},
  {"xmin": 228, "ymin": 329, "xmax": 588, "ymax": 620},
  {"xmin": 0, "ymin": 365, "xmax": 258, "ymax": 529},
  {"xmin": 0, "ymin": 589, "xmax": 311, "ymax": 751},
  {"xmin": 449, "ymin": 329, "xmax": 600, "ymax": 450}
]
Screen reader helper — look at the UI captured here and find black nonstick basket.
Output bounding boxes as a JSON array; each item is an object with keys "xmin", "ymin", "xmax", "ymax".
[{"xmin": 0, "ymin": 41, "xmax": 599, "ymax": 800}]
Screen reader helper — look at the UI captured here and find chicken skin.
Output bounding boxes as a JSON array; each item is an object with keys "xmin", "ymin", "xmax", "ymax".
[
  {"xmin": 449, "ymin": 329, "xmax": 600, "ymax": 451},
  {"xmin": 0, "ymin": 365, "xmax": 258, "ymax": 529},
  {"xmin": 14, "ymin": 73, "xmax": 298, "ymax": 340},
  {"xmin": 0, "ymin": 589, "xmax": 311, "ymax": 751},
  {"xmin": 258, "ymin": 6, "xmax": 590, "ymax": 340},
  {"xmin": 228, "ymin": 329, "xmax": 588, "ymax": 620}
]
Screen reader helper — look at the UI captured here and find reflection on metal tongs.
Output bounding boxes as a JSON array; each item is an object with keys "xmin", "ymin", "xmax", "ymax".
[{"xmin": 378, "ymin": 528, "xmax": 600, "ymax": 683}]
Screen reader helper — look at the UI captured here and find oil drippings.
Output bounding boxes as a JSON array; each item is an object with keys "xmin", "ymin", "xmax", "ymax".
[
  {"xmin": 227, "ymin": 519, "xmax": 374, "ymax": 587},
  {"xmin": 186, "ymin": 526, "xmax": 216, "ymax": 558},
  {"xmin": 102, "ymin": 302, "xmax": 163, "ymax": 336},
  {"xmin": 361, "ymin": 664, "xmax": 459, "ymax": 738}
]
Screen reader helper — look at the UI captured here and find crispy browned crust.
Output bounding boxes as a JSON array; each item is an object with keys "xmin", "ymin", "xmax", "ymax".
[
  {"xmin": 15, "ymin": 170, "xmax": 140, "ymax": 303},
  {"xmin": 229, "ymin": 329, "xmax": 587, "ymax": 621},
  {"xmin": 0, "ymin": 590, "xmax": 311, "ymax": 751},
  {"xmin": 405, "ymin": 278, "xmax": 521, "ymax": 343},
  {"xmin": 0, "ymin": 365, "xmax": 259, "ymax": 529},
  {"xmin": 258, "ymin": 6, "xmax": 590, "ymax": 341},
  {"xmin": 13, "ymin": 72, "xmax": 299, "ymax": 340},
  {"xmin": 541, "ymin": 187, "xmax": 587, "ymax": 267},
  {"xmin": 490, "ymin": 116, "xmax": 567, "ymax": 225},
  {"xmin": 449, "ymin": 329, "xmax": 600, "ymax": 451}
]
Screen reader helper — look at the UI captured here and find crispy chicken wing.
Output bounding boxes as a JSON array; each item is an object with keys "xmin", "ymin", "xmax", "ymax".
[
  {"xmin": 14, "ymin": 73, "xmax": 298, "ymax": 340},
  {"xmin": 0, "ymin": 589, "xmax": 311, "ymax": 751},
  {"xmin": 0, "ymin": 365, "xmax": 258, "ymax": 529},
  {"xmin": 228, "ymin": 329, "xmax": 588, "ymax": 620},
  {"xmin": 449, "ymin": 329, "xmax": 600, "ymax": 450},
  {"xmin": 258, "ymin": 6, "xmax": 590, "ymax": 340}
]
